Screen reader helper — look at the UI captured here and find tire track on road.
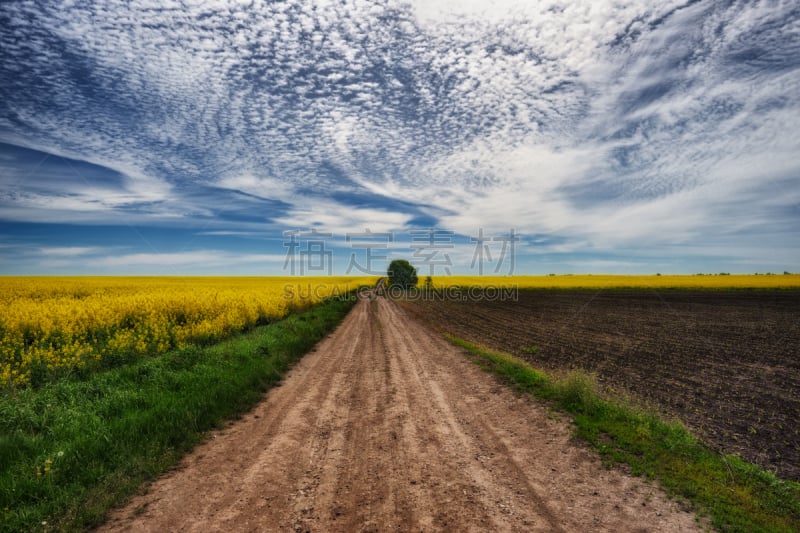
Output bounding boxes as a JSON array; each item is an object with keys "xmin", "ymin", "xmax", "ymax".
[{"xmin": 102, "ymin": 295, "xmax": 700, "ymax": 532}]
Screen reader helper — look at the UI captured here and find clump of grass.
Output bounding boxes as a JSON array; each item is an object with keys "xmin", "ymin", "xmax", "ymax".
[
  {"xmin": 448, "ymin": 336, "xmax": 800, "ymax": 533},
  {"xmin": 520, "ymin": 344, "xmax": 539, "ymax": 355},
  {"xmin": 0, "ymin": 295, "xmax": 356, "ymax": 533},
  {"xmin": 551, "ymin": 369, "xmax": 602, "ymax": 415}
]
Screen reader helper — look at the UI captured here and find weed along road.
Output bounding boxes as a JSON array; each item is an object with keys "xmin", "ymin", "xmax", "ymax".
[{"xmin": 101, "ymin": 295, "xmax": 699, "ymax": 532}]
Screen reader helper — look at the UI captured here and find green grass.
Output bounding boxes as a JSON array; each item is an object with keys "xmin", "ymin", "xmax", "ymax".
[
  {"xmin": 0, "ymin": 294, "xmax": 356, "ymax": 532},
  {"xmin": 448, "ymin": 336, "xmax": 800, "ymax": 533}
]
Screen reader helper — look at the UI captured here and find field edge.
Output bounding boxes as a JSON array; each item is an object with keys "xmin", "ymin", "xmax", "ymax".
[
  {"xmin": 447, "ymin": 336, "xmax": 800, "ymax": 533},
  {"xmin": 0, "ymin": 294, "xmax": 358, "ymax": 533}
]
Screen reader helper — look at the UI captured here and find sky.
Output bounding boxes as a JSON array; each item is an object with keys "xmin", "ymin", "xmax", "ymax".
[{"xmin": 0, "ymin": 0, "xmax": 798, "ymax": 275}]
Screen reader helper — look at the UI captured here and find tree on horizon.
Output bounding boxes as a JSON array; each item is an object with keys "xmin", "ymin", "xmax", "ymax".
[{"xmin": 387, "ymin": 259, "xmax": 418, "ymax": 289}]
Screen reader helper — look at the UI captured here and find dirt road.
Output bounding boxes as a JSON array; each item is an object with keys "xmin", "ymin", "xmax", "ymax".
[{"xmin": 101, "ymin": 296, "xmax": 699, "ymax": 532}]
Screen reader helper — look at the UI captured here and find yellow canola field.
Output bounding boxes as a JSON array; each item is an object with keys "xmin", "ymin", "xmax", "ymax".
[
  {"xmin": 427, "ymin": 274, "xmax": 800, "ymax": 289},
  {"xmin": 0, "ymin": 277, "xmax": 373, "ymax": 386}
]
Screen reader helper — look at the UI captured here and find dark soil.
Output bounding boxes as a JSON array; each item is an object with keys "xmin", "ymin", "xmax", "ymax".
[{"xmin": 405, "ymin": 289, "xmax": 800, "ymax": 481}]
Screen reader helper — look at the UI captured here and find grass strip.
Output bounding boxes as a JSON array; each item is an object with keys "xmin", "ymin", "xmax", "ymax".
[
  {"xmin": 0, "ymin": 295, "xmax": 356, "ymax": 532},
  {"xmin": 448, "ymin": 336, "xmax": 800, "ymax": 533}
]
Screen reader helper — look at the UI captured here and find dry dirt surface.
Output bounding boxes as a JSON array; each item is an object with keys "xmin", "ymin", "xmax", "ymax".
[
  {"xmin": 405, "ymin": 289, "xmax": 800, "ymax": 481},
  {"xmin": 101, "ymin": 295, "xmax": 699, "ymax": 532}
]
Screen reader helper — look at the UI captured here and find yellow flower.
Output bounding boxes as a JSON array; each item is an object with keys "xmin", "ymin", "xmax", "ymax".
[{"xmin": 1, "ymin": 276, "xmax": 373, "ymax": 386}]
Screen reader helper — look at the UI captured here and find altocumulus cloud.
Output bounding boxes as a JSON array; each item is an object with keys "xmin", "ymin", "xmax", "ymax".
[{"xmin": 0, "ymin": 0, "xmax": 798, "ymax": 273}]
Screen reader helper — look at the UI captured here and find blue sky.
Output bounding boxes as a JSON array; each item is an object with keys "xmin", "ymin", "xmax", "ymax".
[{"xmin": 0, "ymin": 0, "xmax": 798, "ymax": 275}]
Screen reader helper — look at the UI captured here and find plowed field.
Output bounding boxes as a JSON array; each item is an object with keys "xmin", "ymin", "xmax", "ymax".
[{"xmin": 405, "ymin": 289, "xmax": 800, "ymax": 481}]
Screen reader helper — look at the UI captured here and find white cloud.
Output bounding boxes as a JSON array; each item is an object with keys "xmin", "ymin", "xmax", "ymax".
[
  {"xmin": 275, "ymin": 198, "xmax": 413, "ymax": 235},
  {"xmin": 95, "ymin": 251, "xmax": 285, "ymax": 268},
  {"xmin": 216, "ymin": 173, "xmax": 296, "ymax": 202},
  {"xmin": 0, "ymin": 0, "xmax": 798, "ymax": 271},
  {"xmin": 37, "ymin": 246, "xmax": 103, "ymax": 257}
]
